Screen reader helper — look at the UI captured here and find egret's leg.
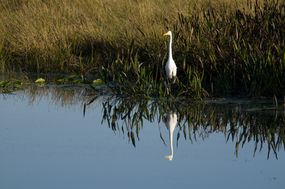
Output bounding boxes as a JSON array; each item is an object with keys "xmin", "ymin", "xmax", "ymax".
[
  {"xmin": 168, "ymin": 78, "xmax": 172, "ymax": 95},
  {"xmin": 166, "ymin": 87, "xmax": 169, "ymax": 95},
  {"xmin": 172, "ymin": 76, "xmax": 177, "ymax": 84},
  {"xmin": 165, "ymin": 78, "xmax": 171, "ymax": 95}
]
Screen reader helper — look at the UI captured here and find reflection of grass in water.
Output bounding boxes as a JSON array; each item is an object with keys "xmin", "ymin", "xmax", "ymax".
[
  {"xmin": 87, "ymin": 96, "xmax": 285, "ymax": 159},
  {"xmin": 0, "ymin": 0, "xmax": 284, "ymax": 97},
  {"xmin": 23, "ymin": 85, "xmax": 87, "ymax": 108},
  {"xmin": 3, "ymin": 83, "xmax": 284, "ymax": 158}
]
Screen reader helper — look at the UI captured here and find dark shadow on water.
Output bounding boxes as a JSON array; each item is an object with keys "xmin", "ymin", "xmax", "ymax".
[{"xmin": 84, "ymin": 95, "xmax": 285, "ymax": 160}]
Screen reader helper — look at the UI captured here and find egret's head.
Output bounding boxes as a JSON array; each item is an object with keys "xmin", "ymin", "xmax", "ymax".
[
  {"xmin": 165, "ymin": 155, "xmax": 173, "ymax": 161},
  {"xmin": 163, "ymin": 31, "xmax": 172, "ymax": 36}
]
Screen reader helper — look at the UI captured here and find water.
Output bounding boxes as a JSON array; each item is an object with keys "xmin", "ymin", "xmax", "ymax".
[{"xmin": 0, "ymin": 86, "xmax": 285, "ymax": 189}]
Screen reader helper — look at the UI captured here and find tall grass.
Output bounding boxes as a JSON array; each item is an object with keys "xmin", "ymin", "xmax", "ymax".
[{"xmin": 0, "ymin": 0, "xmax": 284, "ymax": 97}]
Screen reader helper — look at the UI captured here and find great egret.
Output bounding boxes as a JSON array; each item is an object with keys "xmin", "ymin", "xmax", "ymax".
[
  {"xmin": 163, "ymin": 31, "xmax": 177, "ymax": 82},
  {"xmin": 162, "ymin": 112, "xmax": 178, "ymax": 161}
]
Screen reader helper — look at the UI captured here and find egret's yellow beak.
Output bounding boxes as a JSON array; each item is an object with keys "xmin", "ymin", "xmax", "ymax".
[{"xmin": 163, "ymin": 31, "xmax": 171, "ymax": 36}]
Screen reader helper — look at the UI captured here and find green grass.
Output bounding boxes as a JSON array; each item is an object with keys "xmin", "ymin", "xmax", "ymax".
[
  {"xmin": 0, "ymin": 0, "xmax": 284, "ymax": 97},
  {"xmin": 0, "ymin": 79, "xmax": 22, "ymax": 93}
]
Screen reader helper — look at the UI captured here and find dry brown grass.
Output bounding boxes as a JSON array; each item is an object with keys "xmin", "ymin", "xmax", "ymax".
[{"xmin": 0, "ymin": 0, "xmax": 260, "ymax": 61}]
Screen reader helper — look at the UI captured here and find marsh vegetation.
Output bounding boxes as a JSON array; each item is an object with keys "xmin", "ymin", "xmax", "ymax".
[{"xmin": 0, "ymin": 0, "xmax": 284, "ymax": 97}]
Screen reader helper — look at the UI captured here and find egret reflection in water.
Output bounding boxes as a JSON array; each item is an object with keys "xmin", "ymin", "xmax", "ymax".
[{"xmin": 162, "ymin": 112, "xmax": 178, "ymax": 161}]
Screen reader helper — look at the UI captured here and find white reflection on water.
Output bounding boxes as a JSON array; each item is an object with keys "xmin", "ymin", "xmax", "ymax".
[{"xmin": 163, "ymin": 112, "xmax": 178, "ymax": 161}]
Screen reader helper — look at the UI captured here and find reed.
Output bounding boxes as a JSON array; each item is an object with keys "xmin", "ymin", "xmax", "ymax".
[{"xmin": 0, "ymin": 0, "xmax": 284, "ymax": 97}]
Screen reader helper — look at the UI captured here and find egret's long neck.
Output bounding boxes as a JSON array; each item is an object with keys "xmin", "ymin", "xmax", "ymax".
[
  {"xmin": 168, "ymin": 34, "xmax": 173, "ymax": 59},
  {"xmin": 169, "ymin": 127, "xmax": 174, "ymax": 157}
]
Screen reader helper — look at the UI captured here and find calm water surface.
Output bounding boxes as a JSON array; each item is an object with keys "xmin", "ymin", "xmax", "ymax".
[{"xmin": 0, "ymin": 86, "xmax": 284, "ymax": 189}]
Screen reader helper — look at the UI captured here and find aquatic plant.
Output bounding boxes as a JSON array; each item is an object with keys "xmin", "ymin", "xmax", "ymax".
[{"xmin": 0, "ymin": 80, "xmax": 22, "ymax": 93}]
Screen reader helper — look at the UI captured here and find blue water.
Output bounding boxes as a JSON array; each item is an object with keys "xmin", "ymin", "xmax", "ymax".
[{"xmin": 0, "ymin": 90, "xmax": 284, "ymax": 189}]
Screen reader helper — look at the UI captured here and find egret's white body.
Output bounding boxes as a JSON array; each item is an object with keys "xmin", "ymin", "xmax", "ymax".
[
  {"xmin": 163, "ymin": 31, "xmax": 177, "ymax": 80},
  {"xmin": 163, "ymin": 112, "xmax": 178, "ymax": 161}
]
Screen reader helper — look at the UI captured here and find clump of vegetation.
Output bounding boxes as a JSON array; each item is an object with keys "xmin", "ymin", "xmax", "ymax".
[
  {"xmin": 0, "ymin": 80, "xmax": 22, "ymax": 93},
  {"xmin": 0, "ymin": 0, "xmax": 284, "ymax": 97}
]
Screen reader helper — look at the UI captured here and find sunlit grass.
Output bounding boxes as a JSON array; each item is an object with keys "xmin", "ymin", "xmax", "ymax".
[{"xmin": 0, "ymin": 0, "xmax": 284, "ymax": 97}]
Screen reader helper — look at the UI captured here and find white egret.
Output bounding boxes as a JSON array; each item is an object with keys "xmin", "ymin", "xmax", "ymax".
[
  {"xmin": 163, "ymin": 31, "xmax": 177, "ymax": 82},
  {"xmin": 162, "ymin": 112, "xmax": 178, "ymax": 161}
]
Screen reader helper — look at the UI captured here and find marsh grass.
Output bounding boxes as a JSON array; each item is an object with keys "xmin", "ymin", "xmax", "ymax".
[
  {"xmin": 0, "ymin": 79, "xmax": 22, "ymax": 93},
  {"xmin": 0, "ymin": 0, "xmax": 284, "ymax": 97}
]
